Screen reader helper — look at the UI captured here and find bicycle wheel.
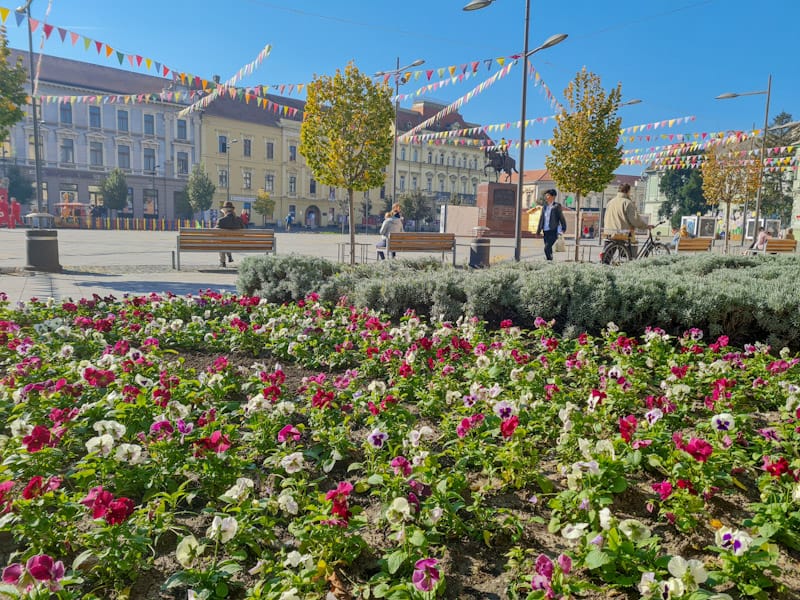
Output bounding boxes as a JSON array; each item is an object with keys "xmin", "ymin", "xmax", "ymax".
[
  {"xmin": 601, "ymin": 242, "xmax": 630, "ymax": 265},
  {"xmin": 641, "ymin": 243, "xmax": 671, "ymax": 258}
]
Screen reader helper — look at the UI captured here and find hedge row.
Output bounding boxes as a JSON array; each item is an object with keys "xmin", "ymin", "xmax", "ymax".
[{"xmin": 236, "ymin": 254, "xmax": 800, "ymax": 349}]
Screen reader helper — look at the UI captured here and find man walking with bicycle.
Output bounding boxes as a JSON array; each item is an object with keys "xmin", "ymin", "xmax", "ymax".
[{"xmin": 603, "ymin": 183, "xmax": 652, "ymax": 235}]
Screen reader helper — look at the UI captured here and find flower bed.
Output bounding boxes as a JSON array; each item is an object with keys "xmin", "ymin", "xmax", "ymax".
[{"xmin": 0, "ymin": 291, "xmax": 798, "ymax": 599}]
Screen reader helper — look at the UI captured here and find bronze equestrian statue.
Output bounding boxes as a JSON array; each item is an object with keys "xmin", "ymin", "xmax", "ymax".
[{"xmin": 484, "ymin": 149, "xmax": 518, "ymax": 182}]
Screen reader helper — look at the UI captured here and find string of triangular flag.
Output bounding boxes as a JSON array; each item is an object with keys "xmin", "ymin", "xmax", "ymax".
[
  {"xmin": 620, "ymin": 116, "xmax": 695, "ymax": 135},
  {"xmin": 399, "ymin": 62, "xmax": 515, "ymax": 141},
  {"xmin": 178, "ymin": 44, "xmax": 272, "ymax": 117}
]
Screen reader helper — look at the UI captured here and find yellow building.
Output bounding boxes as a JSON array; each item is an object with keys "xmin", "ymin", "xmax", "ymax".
[{"xmin": 200, "ymin": 96, "xmax": 490, "ymax": 230}]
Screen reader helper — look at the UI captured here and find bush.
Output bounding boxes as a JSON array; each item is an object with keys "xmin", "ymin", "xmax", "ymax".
[{"xmin": 237, "ymin": 254, "xmax": 800, "ymax": 349}]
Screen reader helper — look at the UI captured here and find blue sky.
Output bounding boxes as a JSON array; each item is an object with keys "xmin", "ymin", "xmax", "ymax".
[{"xmin": 3, "ymin": 0, "xmax": 798, "ymax": 175}]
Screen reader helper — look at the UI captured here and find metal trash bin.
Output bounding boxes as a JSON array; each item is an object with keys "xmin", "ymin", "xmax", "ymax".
[
  {"xmin": 469, "ymin": 226, "xmax": 491, "ymax": 268},
  {"xmin": 24, "ymin": 212, "xmax": 62, "ymax": 272}
]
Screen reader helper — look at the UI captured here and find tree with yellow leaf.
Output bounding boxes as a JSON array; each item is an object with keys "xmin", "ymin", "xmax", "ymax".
[
  {"xmin": 300, "ymin": 62, "xmax": 394, "ymax": 264},
  {"xmin": 0, "ymin": 27, "xmax": 27, "ymax": 143},
  {"xmin": 253, "ymin": 189, "xmax": 275, "ymax": 227},
  {"xmin": 701, "ymin": 148, "xmax": 761, "ymax": 254},
  {"xmin": 546, "ymin": 68, "xmax": 623, "ymax": 262}
]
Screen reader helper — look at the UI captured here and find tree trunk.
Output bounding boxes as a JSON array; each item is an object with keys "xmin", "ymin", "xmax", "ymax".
[
  {"xmin": 573, "ymin": 193, "xmax": 582, "ymax": 263},
  {"xmin": 348, "ymin": 189, "xmax": 356, "ymax": 265}
]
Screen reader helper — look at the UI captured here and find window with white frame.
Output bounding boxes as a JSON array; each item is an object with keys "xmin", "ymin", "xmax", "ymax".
[
  {"xmin": 289, "ymin": 175, "xmax": 297, "ymax": 194},
  {"xmin": 399, "ymin": 175, "xmax": 406, "ymax": 192},
  {"xmin": 176, "ymin": 119, "xmax": 187, "ymax": 140},
  {"xmin": 143, "ymin": 148, "xmax": 156, "ymax": 172},
  {"xmin": 117, "ymin": 145, "xmax": 130, "ymax": 169},
  {"xmin": 59, "ymin": 103, "xmax": 72, "ymax": 125},
  {"xmin": 266, "ymin": 142, "xmax": 274, "ymax": 160},
  {"xmin": 310, "ymin": 179, "xmax": 316, "ymax": 195},
  {"xmin": 265, "ymin": 174, "xmax": 274, "ymax": 191},
  {"xmin": 219, "ymin": 170, "xmax": 228, "ymax": 188},
  {"xmin": 59, "ymin": 138, "xmax": 74, "ymax": 164},
  {"xmin": 426, "ymin": 176, "xmax": 432, "ymax": 192},
  {"xmin": 117, "ymin": 110, "xmax": 128, "ymax": 132},
  {"xmin": 144, "ymin": 114, "xmax": 155, "ymax": 135},
  {"xmin": 289, "ymin": 145, "xmax": 297, "ymax": 161},
  {"xmin": 177, "ymin": 152, "xmax": 188, "ymax": 175},
  {"xmin": 89, "ymin": 141, "xmax": 103, "ymax": 166},
  {"xmin": 89, "ymin": 106, "xmax": 101, "ymax": 129},
  {"xmin": 243, "ymin": 171, "xmax": 252, "ymax": 189},
  {"xmin": 243, "ymin": 139, "xmax": 252, "ymax": 157}
]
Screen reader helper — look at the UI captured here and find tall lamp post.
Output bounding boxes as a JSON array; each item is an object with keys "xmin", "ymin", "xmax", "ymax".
[
  {"xmin": 463, "ymin": 0, "xmax": 566, "ymax": 261},
  {"xmin": 151, "ymin": 164, "xmax": 160, "ymax": 215},
  {"xmin": 17, "ymin": 0, "xmax": 60, "ymax": 271},
  {"xmin": 716, "ymin": 75, "xmax": 771, "ymax": 242},
  {"xmin": 375, "ymin": 58, "xmax": 425, "ymax": 207},
  {"xmin": 226, "ymin": 138, "xmax": 238, "ymax": 205}
]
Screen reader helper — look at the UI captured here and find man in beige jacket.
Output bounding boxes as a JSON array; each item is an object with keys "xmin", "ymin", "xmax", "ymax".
[{"xmin": 603, "ymin": 183, "xmax": 652, "ymax": 235}]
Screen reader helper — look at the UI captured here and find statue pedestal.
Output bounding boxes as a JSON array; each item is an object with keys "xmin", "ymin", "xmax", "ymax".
[{"xmin": 477, "ymin": 182, "xmax": 532, "ymax": 238}]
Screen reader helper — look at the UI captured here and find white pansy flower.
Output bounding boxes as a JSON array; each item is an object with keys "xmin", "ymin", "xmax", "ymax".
[
  {"xmin": 280, "ymin": 452, "xmax": 305, "ymax": 474},
  {"xmin": 221, "ymin": 478, "xmax": 255, "ymax": 503},
  {"xmin": 59, "ymin": 344, "xmax": 75, "ymax": 358},
  {"xmin": 9, "ymin": 419, "xmax": 32, "ymax": 438},
  {"xmin": 85, "ymin": 434, "xmax": 114, "ymax": 456},
  {"xmin": 367, "ymin": 380, "xmax": 387, "ymax": 395},
  {"xmin": 710, "ymin": 413, "xmax": 735, "ymax": 432},
  {"xmin": 561, "ymin": 522, "xmax": 589, "ymax": 540},
  {"xmin": 115, "ymin": 443, "xmax": 146, "ymax": 464},
  {"xmin": 93, "ymin": 420, "xmax": 126, "ymax": 439},
  {"xmin": 385, "ymin": 497, "xmax": 412, "ymax": 525},
  {"xmin": 207, "ymin": 516, "xmax": 238, "ymax": 543},
  {"xmin": 668, "ymin": 555, "xmax": 708, "ymax": 587},
  {"xmin": 475, "ymin": 355, "xmax": 490, "ymax": 369},
  {"xmin": 599, "ymin": 507, "xmax": 614, "ymax": 530},
  {"xmin": 619, "ymin": 519, "xmax": 651, "ymax": 542},
  {"xmin": 277, "ymin": 490, "xmax": 299, "ymax": 515},
  {"xmin": 284, "ymin": 550, "xmax": 314, "ymax": 570},
  {"xmin": 175, "ymin": 534, "xmax": 205, "ymax": 568}
]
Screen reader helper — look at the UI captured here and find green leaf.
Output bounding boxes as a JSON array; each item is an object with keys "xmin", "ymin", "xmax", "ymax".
[
  {"xmin": 163, "ymin": 571, "xmax": 195, "ymax": 589},
  {"xmin": 372, "ymin": 583, "xmax": 389, "ymax": 598},
  {"xmin": 409, "ymin": 529, "xmax": 426, "ymax": 547},
  {"xmin": 367, "ymin": 473, "xmax": 384, "ymax": 486},
  {"xmin": 386, "ymin": 549, "xmax": 406, "ymax": 575},
  {"xmin": 611, "ymin": 476, "xmax": 628, "ymax": 493},
  {"xmin": 584, "ymin": 549, "xmax": 610, "ymax": 569}
]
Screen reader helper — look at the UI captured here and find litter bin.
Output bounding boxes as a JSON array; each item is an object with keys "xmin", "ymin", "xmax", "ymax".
[
  {"xmin": 24, "ymin": 212, "xmax": 62, "ymax": 272},
  {"xmin": 469, "ymin": 226, "xmax": 491, "ymax": 268}
]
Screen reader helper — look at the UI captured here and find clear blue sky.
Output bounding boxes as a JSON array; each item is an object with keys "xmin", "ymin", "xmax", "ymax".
[{"xmin": 3, "ymin": 0, "xmax": 798, "ymax": 176}]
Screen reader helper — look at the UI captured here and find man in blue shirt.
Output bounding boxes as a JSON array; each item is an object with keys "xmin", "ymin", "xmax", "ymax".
[{"xmin": 535, "ymin": 189, "xmax": 567, "ymax": 261}]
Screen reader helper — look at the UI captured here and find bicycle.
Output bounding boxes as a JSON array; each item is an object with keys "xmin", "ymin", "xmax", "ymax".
[{"xmin": 600, "ymin": 222, "xmax": 671, "ymax": 265}]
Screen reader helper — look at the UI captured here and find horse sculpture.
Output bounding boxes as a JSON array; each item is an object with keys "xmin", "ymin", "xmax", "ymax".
[{"xmin": 484, "ymin": 149, "xmax": 518, "ymax": 182}]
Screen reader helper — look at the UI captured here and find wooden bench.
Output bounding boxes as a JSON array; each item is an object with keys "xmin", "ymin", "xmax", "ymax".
[
  {"xmin": 750, "ymin": 238, "xmax": 797, "ymax": 255},
  {"xmin": 675, "ymin": 237, "xmax": 713, "ymax": 253},
  {"xmin": 175, "ymin": 228, "xmax": 276, "ymax": 270},
  {"xmin": 385, "ymin": 232, "xmax": 457, "ymax": 265}
]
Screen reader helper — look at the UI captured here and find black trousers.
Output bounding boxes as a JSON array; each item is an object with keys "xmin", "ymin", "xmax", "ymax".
[{"xmin": 543, "ymin": 229, "xmax": 558, "ymax": 260}]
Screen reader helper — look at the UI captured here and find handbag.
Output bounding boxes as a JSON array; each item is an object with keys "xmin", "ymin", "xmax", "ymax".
[{"xmin": 554, "ymin": 235, "xmax": 566, "ymax": 252}]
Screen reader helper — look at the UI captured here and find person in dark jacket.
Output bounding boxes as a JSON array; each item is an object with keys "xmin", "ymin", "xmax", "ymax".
[
  {"xmin": 216, "ymin": 201, "xmax": 243, "ymax": 267},
  {"xmin": 535, "ymin": 189, "xmax": 567, "ymax": 261}
]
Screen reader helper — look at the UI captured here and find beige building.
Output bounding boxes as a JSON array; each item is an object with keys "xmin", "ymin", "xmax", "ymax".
[{"xmin": 199, "ymin": 97, "xmax": 490, "ymax": 230}]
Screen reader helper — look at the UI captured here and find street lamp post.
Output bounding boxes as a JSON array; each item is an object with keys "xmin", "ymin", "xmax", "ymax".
[
  {"xmin": 375, "ymin": 58, "xmax": 425, "ymax": 208},
  {"xmin": 151, "ymin": 164, "xmax": 160, "ymax": 215},
  {"xmin": 716, "ymin": 75, "xmax": 772, "ymax": 242},
  {"xmin": 226, "ymin": 138, "xmax": 238, "ymax": 205},
  {"xmin": 463, "ymin": 0, "xmax": 566, "ymax": 261},
  {"xmin": 16, "ymin": 0, "xmax": 43, "ymax": 215}
]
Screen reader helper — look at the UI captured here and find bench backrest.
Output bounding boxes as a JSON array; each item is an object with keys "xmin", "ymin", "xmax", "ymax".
[
  {"xmin": 178, "ymin": 228, "xmax": 275, "ymax": 251},
  {"xmin": 676, "ymin": 237, "xmax": 712, "ymax": 252},
  {"xmin": 764, "ymin": 239, "xmax": 797, "ymax": 253},
  {"xmin": 386, "ymin": 232, "xmax": 456, "ymax": 252}
]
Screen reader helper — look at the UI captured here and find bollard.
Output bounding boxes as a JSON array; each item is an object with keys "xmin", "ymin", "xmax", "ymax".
[
  {"xmin": 25, "ymin": 229, "xmax": 62, "ymax": 272},
  {"xmin": 469, "ymin": 226, "xmax": 491, "ymax": 268},
  {"xmin": 24, "ymin": 212, "xmax": 62, "ymax": 272}
]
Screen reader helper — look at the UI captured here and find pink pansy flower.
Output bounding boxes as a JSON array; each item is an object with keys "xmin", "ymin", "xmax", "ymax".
[
  {"xmin": 412, "ymin": 558, "xmax": 440, "ymax": 592},
  {"xmin": 26, "ymin": 554, "xmax": 65, "ymax": 582},
  {"xmin": 277, "ymin": 425, "xmax": 301, "ymax": 443}
]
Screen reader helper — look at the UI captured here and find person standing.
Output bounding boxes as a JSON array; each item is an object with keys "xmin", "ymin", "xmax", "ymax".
[
  {"xmin": 216, "ymin": 201, "xmax": 243, "ymax": 267},
  {"xmin": 536, "ymin": 189, "xmax": 567, "ymax": 261},
  {"xmin": 603, "ymin": 183, "xmax": 652, "ymax": 235},
  {"xmin": 240, "ymin": 211, "xmax": 250, "ymax": 228}
]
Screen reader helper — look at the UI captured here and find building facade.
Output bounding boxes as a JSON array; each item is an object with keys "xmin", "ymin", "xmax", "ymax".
[{"xmin": 6, "ymin": 50, "xmax": 201, "ymax": 222}]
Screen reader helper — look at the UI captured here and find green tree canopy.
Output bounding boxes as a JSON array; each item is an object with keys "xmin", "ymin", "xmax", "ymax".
[
  {"xmin": 174, "ymin": 187, "xmax": 193, "ymax": 220},
  {"xmin": 100, "ymin": 168, "xmax": 129, "ymax": 214},
  {"xmin": 5, "ymin": 164, "xmax": 33, "ymax": 207},
  {"xmin": 300, "ymin": 61, "xmax": 393, "ymax": 264},
  {"xmin": 657, "ymin": 169, "xmax": 706, "ymax": 229},
  {"xmin": 546, "ymin": 67, "xmax": 622, "ymax": 261},
  {"xmin": 0, "ymin": 27, "xmax": 27, "ymax": 144},
  {"xmin": 252, "ymin": 189, "xmax": 275, "ymax": 226},
  {"xmin": 186, "ymin": 164, "xmax": 215, "ymax": 216},
  {"xmin": 398, "ymin": 191, "xmax": 434, "ymax": 231}
]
